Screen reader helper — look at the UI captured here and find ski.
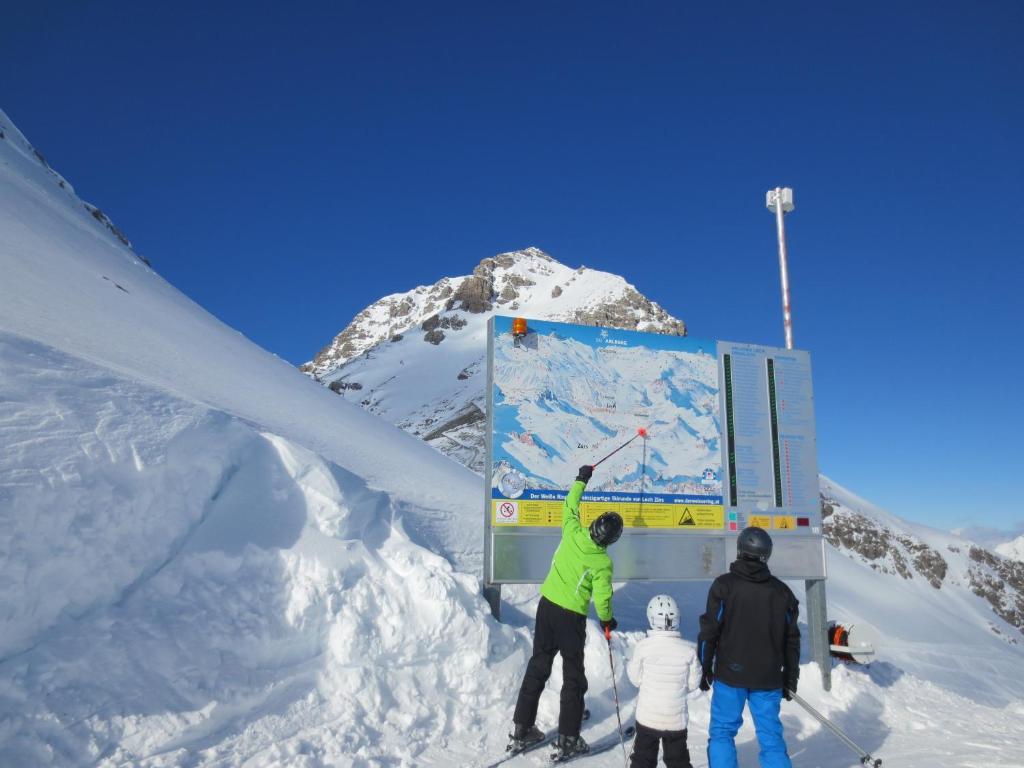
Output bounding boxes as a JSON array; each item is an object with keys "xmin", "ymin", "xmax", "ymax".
[
  {"xmin": 481, "ymin": 711, "xmax": 591, "ymax": 768},
  {"xmin": 480, "ymin": 729, "xmax": 559, "ymax": 768},
  {"xmin": 548, "ymin": 725, "xmax": 636, "ymax": 764}
]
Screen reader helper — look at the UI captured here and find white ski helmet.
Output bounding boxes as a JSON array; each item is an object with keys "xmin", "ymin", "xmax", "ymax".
[{"xmin": 646, "ymin": 594, "xmax": 679, "ymax": 630}]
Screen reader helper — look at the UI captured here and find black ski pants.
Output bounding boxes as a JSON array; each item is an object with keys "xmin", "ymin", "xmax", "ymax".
[
  {"xmin": 513, "ymin": 596, "xmax": 588, "ymax": 736},
  {"xmin": 629, "ymin": 722, "xmax": 691, "ymax": 768}
]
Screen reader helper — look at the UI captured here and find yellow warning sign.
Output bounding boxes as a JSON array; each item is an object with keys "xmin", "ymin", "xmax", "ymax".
[
  {"xmin": 773, "ymin": 515, "xmax": 797, "ymax": 530},
  {"xmin": 749, "ymin": 515, "xmax": 772, "ymax": 529},
  {"xmin": 492, "ymin": 500, "xmax": 724, "ymax": 530}
]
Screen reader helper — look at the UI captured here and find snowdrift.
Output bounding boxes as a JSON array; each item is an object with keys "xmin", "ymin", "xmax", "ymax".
[
  {"xmin": 0, "ymin": 334, "xmax": 523, "ymax": 765},
  {"xmin": 0, "ymin": 108, "xmax": 523, "ymax": 765}
]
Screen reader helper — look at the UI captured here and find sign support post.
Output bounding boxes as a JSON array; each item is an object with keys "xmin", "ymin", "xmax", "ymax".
[
  {"xmin": 767, "ymin": 186, "xmax": 831, "ymax": 692},
  {"xmin": 483, "ymin": 322, "xmax": 501, "ymax": 620}
]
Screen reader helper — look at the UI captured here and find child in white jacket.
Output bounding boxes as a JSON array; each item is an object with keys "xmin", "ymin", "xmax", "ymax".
[{"xmin": 626, "ymin": 595, "xmax": 703, "ymax": 768}]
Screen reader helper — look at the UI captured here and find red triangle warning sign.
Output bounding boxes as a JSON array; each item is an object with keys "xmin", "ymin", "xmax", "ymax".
[{"xmin": 679, "ymin": 508, "xmax": 695, "ymax": 526}]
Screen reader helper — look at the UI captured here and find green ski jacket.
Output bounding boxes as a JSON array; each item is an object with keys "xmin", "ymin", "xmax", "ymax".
[{"xmin": 540, "ymin": 480, "xmax": 614, "ymax": 620}]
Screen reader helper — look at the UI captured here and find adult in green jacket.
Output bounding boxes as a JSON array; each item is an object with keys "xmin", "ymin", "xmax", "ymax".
[{"xmin": 509, "ymin": 464, "xmax": 624, "ymax": 760}]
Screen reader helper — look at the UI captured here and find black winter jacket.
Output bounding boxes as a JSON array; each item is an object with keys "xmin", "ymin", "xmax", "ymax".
[{"xmin": 697, "ymin": 558, "xmax": 800, "ymax": 691}]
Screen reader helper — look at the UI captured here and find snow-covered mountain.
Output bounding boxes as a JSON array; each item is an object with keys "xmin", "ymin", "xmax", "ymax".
[
  {"xmin": 302, "ymin": 247, "xmax": 686, "ymax": 471},
  {"xmin": 3, "ymin": 107, "xmax": 1024, "ymax": 766},
  {"xmin": 821, "ymin": 478, "xmax": 1024, "ymax": 648},
  {"xmin": 996, "ymin": 534, "xmax": 1024, "ymax": 563}
]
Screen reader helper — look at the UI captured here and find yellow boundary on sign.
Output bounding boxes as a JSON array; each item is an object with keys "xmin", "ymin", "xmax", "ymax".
[{"xmin": 492, "ymin": 500, "xmax": 724, "ymax": 530}]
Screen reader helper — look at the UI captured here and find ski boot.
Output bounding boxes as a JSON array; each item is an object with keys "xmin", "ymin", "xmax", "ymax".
[
  {"xmin": 551, "ymin": 734, "xmax": 589, "ymax": 762},
  {"xmin": 507, "ymin": 723, "xmax": 545, "ymax": 754}
]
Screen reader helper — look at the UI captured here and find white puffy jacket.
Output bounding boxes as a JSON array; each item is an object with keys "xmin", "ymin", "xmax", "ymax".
[{"xmin": 626, "ymin": 629, "xmax": 703, "ymax": 732}]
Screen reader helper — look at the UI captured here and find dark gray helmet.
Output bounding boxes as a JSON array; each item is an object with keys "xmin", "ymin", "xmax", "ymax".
[
  {"xmin": 737, "ymin": 526, "xmax": 773, "ymax": 562},
  {"xmin": 590, "ymin": 512, "xmax": 623, "ymax": 547}
]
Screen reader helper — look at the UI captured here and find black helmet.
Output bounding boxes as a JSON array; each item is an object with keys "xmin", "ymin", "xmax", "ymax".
[
  {"xmin": 590, "ymin": 512, "xmax": 624, "ymax": 547},
  {"xmin": 737, "ymin": 526, "xmax": 773, "ymax": 562}
]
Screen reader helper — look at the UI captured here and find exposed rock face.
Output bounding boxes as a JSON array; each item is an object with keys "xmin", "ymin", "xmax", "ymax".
[
  {"xmin": 967, "ymin": 546, "xmax": 1024, "ymax": 634},
  {"xmin": 572, "ymin": 286, "xmax": 686, "ymax": 336},
  {"xmin": 448, "ymin": 274, "xmax": 492, "ymax": 313},
  {"xmin": 822, "ymin": 494, "xmax": 949, "ymax": 588},
  {"xmin": 823, "ymin": 491, "xmax": 1024, "ymax": 637},
  {"xmin": 85, "ymin": 204, "xmax": 132, "ymax": 248},
  {"xmin": 301, "ymin": 283, "xmax": 453, "ymax": 374}
]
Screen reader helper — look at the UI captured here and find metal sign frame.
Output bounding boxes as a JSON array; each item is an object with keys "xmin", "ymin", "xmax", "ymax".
[{"xmin": 483, "ymin": 317, "xmax": 825, "ymax": 602}]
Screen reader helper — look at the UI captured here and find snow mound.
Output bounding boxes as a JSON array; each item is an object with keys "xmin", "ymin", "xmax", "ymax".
[{"xmin": 0, "ymin": 333, "xmax": 529, "ymax": 766}]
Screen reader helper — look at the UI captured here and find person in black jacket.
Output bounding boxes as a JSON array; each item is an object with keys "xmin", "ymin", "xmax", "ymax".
[{"xmin": 697, "ymin": 526, "xmax": 800, "ymax": 768}]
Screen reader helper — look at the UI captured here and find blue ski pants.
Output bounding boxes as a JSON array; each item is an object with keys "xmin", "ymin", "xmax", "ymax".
[{"xmin": 707, "ymin": 681, "xmax": 791, "ymax": 768}]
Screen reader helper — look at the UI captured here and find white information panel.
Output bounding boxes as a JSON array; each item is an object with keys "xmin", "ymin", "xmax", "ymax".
[{"xmin": 484, "ymin": 317, "xmax": 824, "ymax": 583}]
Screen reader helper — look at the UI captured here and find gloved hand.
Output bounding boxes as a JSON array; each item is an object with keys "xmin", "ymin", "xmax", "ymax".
[
  {"xmin": 699, "ymin": 670, "xmax": 714, "ymax": 692},
  {"xmin": 576, "ymin": 465, "xmax": 594, "ymax": 484},
  {"xmin": 784, "ymin": 680, "xmax": 797, "ymax": 701},
  {"xmin": 600, "ymin": 617, "xmax": 618, "ymax": 633}
]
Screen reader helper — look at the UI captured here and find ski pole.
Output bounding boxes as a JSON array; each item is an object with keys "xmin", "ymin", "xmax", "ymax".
[
  {"xmin": 604, "ymin": 626, "xmax": 627, "ymax": 762},
  {"xmin": 787, "ymin": 690, "xmax": 882, "ymax": 767},
  {"xmin": 591, "ymin": 427, "xmax": 648, "ymax": 468},
  {"xmin": 638, "ymin": 433, "xmax": 648, "ymax": 519}
]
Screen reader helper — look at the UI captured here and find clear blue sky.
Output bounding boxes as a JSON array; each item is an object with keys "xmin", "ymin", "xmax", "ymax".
[{"xmin": 3, "ymin": 1, "xmax": 1022, "ymax": 532}]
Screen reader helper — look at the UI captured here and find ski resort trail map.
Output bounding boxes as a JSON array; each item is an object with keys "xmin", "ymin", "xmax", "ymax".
[{"xmin": 490, "ymin": 317, "xmax": 724, "ymax": 530}]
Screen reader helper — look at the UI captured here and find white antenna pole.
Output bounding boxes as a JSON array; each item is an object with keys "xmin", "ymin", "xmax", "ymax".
[{"xmin": 766, "ymin": 187, "xmax": 795, "ymax": 350}]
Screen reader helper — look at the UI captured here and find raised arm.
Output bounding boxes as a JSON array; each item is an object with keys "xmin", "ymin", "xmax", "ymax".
[{"xmin": 561, "ymin": 479, "xmax": 587, "ymax": 538}]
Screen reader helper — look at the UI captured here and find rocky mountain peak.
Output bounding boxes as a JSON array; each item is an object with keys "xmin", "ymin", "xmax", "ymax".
[
  {"xmin": 299, "ymin": 247, "xmax": 687, "ymax": 472},
  {"xmin": 301, "ymin": 247, "xmax": 685, "ymax": 379}
]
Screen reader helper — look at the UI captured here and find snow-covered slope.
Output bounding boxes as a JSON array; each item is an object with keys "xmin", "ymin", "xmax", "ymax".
[
  {"xmin": 303, "ymin": 247, "xmax": 687, "ymax": 471},
  {"xmin": 3, "ymin": 106, "xmax": 1024, "ymax": 767},
  {"xmin": 820, "ymin": 478, "xmax": 1024, "ymax": 690},
  {"xmin": 0, "ymin": 108, "xmax": 513, "ymax": 765},
  {"xmin": 996, "ymin": 534, "xmax": 1024, "ymax": 562}
]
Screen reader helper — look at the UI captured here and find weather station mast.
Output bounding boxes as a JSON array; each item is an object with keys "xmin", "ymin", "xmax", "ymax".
[{"xmin": 766, "ymin": 186, "xmax": 832, "ymax": 691}]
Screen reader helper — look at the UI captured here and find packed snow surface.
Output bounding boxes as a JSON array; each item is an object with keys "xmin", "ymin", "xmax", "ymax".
[{"xmin": 1, "ymin": 107, "xmax": 1023, "ymax": 766}]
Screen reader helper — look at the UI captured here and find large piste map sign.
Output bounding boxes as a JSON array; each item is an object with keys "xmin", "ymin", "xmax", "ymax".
[
  {"xmin": 484, "ymin": 317, "xmax": 825, "ymax": 584},
  {"xmin": 490, "ymin": 318, "xmax": 723, "ymax": 529}
]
